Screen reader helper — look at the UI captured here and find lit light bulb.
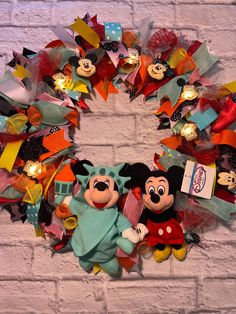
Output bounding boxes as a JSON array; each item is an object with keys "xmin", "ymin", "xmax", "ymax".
[
  {"xmin": 180, "ymin": 85, "xmax": 199, "ymax": 101},
  {"xmin": 180, "ymin": 123, "xmax": 198, "ymax": 141},
  {"xmin": 127, "ymin": 48, "xmax": 140, "ymax": 64},
  {"xmin": 52, "ymin": 73, "xmax": 69, "ymax": 91},
  {"xmin": 23, "ymin": 160, "xmax": 42, "ymax": 178}
]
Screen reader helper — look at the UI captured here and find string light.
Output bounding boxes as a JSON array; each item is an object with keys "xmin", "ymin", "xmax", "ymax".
[
  {"xmin": 52, "ymin": 73, "xmax": 69, "ymax": 90},
  {"xmin": 180, "ymin": 85, "xmax": 199, "ymax": 101},
  {"xmin": 23, "ymin": 160, "xmax": 42, "ymax": 178},
  {"xmin": 180, "ymin": 123, "xmax": 198, "ymax": 141}
]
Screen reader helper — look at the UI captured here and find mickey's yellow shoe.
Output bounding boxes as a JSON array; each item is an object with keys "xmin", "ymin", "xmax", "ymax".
[
  {"xmin": 172, "ymin": 244, "xmax": 187, "ymax": 261},
  {"xmin": 153, "ymin": 245, "xmax": 171, "ymax": 263}
]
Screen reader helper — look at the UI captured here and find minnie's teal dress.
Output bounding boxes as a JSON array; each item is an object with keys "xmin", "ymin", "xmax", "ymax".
[{"xmin": 70, "ymin": 197, "xmax": 134, "ymax": 277}]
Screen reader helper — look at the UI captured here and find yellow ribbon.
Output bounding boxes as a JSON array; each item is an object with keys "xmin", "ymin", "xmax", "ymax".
[
  {"xmin": 13, "ymin": 64, "xmax": 31, "ymax": 80},
  {"xmin": 169, "ymin": 48, "xmax": 187, "ymax": 69},
  {"xmin": 222, "ymin": 80, "xmax": 236, "ymax": 93},
  {"xmin": 69, "ymin": 17, "xmax": 100, "ymax": 48},
  {"xmin": 23, "ymin": 184, "xmax": 43, "ymax": 204},
  {"xmin": 0, "ymin": 140, "xmax": 23, "ymax": 172},
  {"xmin": 6, "ymin": 113, "xmax": 28, "ymax": 135}
]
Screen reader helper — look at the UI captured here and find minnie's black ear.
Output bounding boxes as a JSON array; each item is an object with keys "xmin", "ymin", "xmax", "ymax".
[
  {"xmin": 71, "ymin": 159, "xmax": 93, "ymax": 176},
  {"xmin": 133, "ymin": 45, "xmax": 142, "ymax": 55},
  {"xmin": 43, "ymin": 75, "xmax": 55, "ymax": 88},
  {"xmin": 86, "ymin": 53, "xmax": 97, "ymax": 64},
  {"xmin": 125, "ymin": 163, "xmax": 151, "ymax": 190},
  {"xmin": 167, "ymin": 166, "xmax": 184, "ymax": 194},
  {"xmin": 122, "ymin": 43, "xmax": 128, "ymax": 50},
  {"xmin": 69, "ymin": 56, "xmax": 80, "ymax": 66}
]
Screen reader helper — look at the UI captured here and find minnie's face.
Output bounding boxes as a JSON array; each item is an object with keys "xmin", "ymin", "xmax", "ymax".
[
  {"xmin": 84, "ymin": 175, "xmax": 119, "ymax": 210},
  {"xmin": 128, "ymin": 48, "xmax": 140, "ymax": 63},
  {"xmin": 143, "ymin": 176, "xmax": 174, "ymax": 212}
]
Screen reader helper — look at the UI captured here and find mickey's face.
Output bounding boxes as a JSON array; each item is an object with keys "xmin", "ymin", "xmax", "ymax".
[
  {"xmin": 76, "ymin": 58, "xmax": 96, "ymax": 77},
  {"xmin": 84, "ymin": 175, "xmax": 119, "ymax": 210},
  {"xmin": 147, "ymin": 63, "xmax": 167, "ymax": 80},
  {"xmin": 143, "ymin": 176, "xmax": 174, "ymax": 212}
]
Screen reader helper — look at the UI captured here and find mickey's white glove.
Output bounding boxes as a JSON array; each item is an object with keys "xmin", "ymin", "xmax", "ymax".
[
  {"xmin": 135, "ymin": 223, "xmax": 149, "ymax": 241},
  {"xmin": 122, "ymin": 227, "xmax": 140, "ymax": 244}
]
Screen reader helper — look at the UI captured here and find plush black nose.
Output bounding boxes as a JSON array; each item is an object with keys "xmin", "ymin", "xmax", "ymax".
[
  {"xmin": 84, "ymin": 64, "xmax": 89, "ymax": 68},
  {"xmin": 95, "ymin": 182, "xmax": 107, "ymax": 191},
  {"xmin": 151, "ymin": 193, "xmax": 160, "ymax": 204}
]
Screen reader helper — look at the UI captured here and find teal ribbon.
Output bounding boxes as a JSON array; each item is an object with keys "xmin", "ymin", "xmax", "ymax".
[
  {"xmin": 191, "ymin": 42, "xmax": 219, "ymax": 76},
  {"xmin": 159, "ymin": 146, "xmax": 194, "ymax": 169},
  {"xmin": 157, "ymin": 74, "xmax": 189, "ymax": 107},
  {"xmin": 156, "ymin": 43, "xmax": 219, "ymax": 108},
  {"xmin": 27, "ymin": 199, "xmax": 42, "ymax": 228},
  {"xmin": 104, "ymin": 22, "xmax": 122, "ymax": 42},
  {"xmin": 175, "ymin": 192, "xmax": 236, "ymax": 222},
  {"xmin": 159, "ymin": 155, "xmax": 185, "ymax": 169},
  {"xmin": 31, "ymin": 101, "xmax": 72, "ymax": 126},
  {"xmin": 0, "ymin": 186, "xmax": 24, "ymax": 199},
  {"xmin": 59, "ymin": 48, "xmax": 76, "ymax": 70},
  {"xmin": 42, "ymin": 146, "xmax": 76, "ymax": 164}
]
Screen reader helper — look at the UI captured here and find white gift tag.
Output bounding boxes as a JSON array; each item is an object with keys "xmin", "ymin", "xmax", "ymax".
[{"xmin": 181, "ymin": 160, "xmax": 216, "ymax": 199}]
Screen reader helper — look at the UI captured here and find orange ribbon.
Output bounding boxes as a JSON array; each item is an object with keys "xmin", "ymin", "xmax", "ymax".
[{"xmin": 212, "ymin": 130, "xmax": 236, "ymax": 149}]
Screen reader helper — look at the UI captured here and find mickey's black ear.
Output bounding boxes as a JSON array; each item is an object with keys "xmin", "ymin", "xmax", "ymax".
[
  {"xmin": 166, "ymin": 68, "xmax": 175, "ymax": 77},
  {"xmin": 125, "ymin": 162, "xmax": 150, "ymax": 189},
  {"xmin": 167, "ymin": 166, "xmax": 184, "ymax": 194},
  {"xmin": 75, "ymin": 35, "xmax": 82, "ymax": 46},
  {"xmin": 86, "ymin": 53, "xmax": 97, "ymax": 64},
  {"xmin": 69, "ymin": 56, "xmax": 80, "ymax": 66},
  {"xmin": 154, "ymin": 58, "xmax": 163, "ymax": 64},
  {"xmin": 71, "ymin": 159, "xmax": 93, "ymax": 176}
]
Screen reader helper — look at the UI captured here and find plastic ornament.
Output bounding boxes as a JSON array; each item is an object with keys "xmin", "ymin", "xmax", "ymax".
[
  {"xmin": 180, "ymin": 123, "xmax": 198, "ymax": 141},
  {"xmin": 23, "ymin": 160, "xmax": 42, "ymax": 178},
  {"xmin": 180, "ymin": 85, "xmax": 199, "ymax": 101}
]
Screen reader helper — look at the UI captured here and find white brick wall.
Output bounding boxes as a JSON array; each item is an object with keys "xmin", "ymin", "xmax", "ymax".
[{"xmin": 0, "ymin": 1, "xmax": 236, "ymax": 313}]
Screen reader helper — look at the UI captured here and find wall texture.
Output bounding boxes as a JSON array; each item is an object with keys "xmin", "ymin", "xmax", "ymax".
[{"xmin": 0, "ymin": 0, "xmax": 236, "ymax": 313}]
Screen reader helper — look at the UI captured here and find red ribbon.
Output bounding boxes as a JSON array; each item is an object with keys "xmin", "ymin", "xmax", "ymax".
[{"xmin": 211, "ymin": 96, "xmax": 236, "ymax": 133}]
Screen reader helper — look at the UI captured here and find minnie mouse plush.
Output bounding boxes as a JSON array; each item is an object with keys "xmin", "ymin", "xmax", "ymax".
[
  {"xmin": 69, "ymin": 160, "xmax": 139, "ymax": 277},
  {"xmin": 128, "ymin": 163, "xmax": 187, "ymax": 263}
]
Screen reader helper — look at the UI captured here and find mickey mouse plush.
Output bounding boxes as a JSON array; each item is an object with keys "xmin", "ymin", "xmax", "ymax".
[
  {"xmin": 69, "ymin": 160, "xmax": 139, "ymax": 277},
  {"xmin": 128, "ymin": 163, "xmax": 187, "ymax": 263}
]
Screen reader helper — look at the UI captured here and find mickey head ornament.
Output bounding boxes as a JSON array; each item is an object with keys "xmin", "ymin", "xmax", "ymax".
[
  {"xmin": 69, "ymin": 54, "xmax": 97, "ymax": 78},
  {"xmin": 147, "ymin": 59, "xmax": 174, "ymax": 80}
]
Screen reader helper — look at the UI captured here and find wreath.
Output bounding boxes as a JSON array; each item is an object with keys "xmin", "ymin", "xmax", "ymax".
[{"xmin": 0, "ymin": 14, "xmax": 235, "ymax": 277}]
